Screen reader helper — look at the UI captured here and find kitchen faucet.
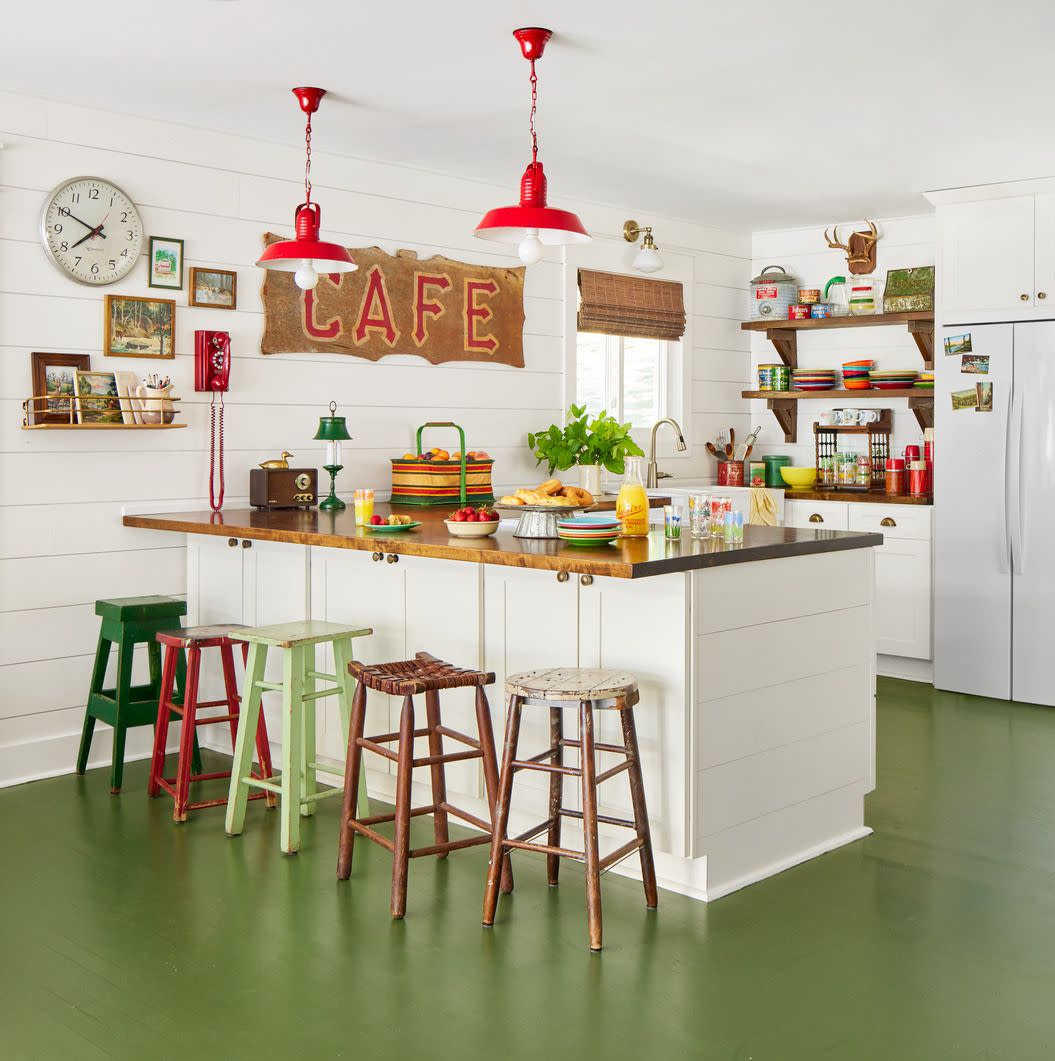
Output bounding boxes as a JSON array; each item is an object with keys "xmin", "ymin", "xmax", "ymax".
[{"xmin": 647, "ymin": 417, "xmax": 687, "ymax": 488}]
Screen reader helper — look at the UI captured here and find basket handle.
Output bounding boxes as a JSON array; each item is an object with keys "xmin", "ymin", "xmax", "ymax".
[{"xmin": 415, "ymin": 421, "xmax": 468, "ymax": 505}]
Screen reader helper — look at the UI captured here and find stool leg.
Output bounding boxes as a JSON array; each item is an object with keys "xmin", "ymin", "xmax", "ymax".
[
  {"xmin": 580, "ymin": 700, "xmax": 603, "ymax": 952},
  {"xmin": 424, "ymin": 689, "xmax": 449, "ymax": 856},
  {"xmin": 219, "ymin": 642, "xmax": 241, "ymax": 749},
  {"xmin": 77, "ymin": 635, "xmax": 111, "ymax": 774},
  {"xmin": 109, "ymin": 637, "xmax": 136, "ymax": 794},
  {"xmin": 547, "ymin": 706, "xmax": 563, "ymax": 887},
  {"xmin": 173, "ymin": 646, "xmax": 201, "ymax": 823},
  {"xmin": 226, "ymin": 642, "xmax": 267, "ymax": 838},
  {"xmin": 280, "ymin": 644, "xmax": 305, "ymax": 854},
  {"xmin": 333, "ymin": 638, "xmax": 367, "ymax": 817},
  {"xmin": 169, "ymin": 645, "xmax": 202, "ymax": 777},
  {"xmin": 336, "ymin": 680, "xmax": 368, "ymax": 881},
  {"xmin": 475, "ymin": 687, "xmax": 513, "ymax": 894},
  {"xmin": 483, "ymin": 695, "xmax": 523, "ymax": 927},
  {"xmin": 300, "ymin": 644, "xmax": 317, "ymax": 819},
  {"xmin": 147, "ymin": 643, "xmax": 179, "ymax": 798},
  {"xmin": 391, "ymin": 694, "xmax": 415, "ymax": 919},
  {"xmin": 621, "ymin": 708, "xmax": 658, "ymax": 910},
  {"xmin": 236, "ymin": 641, "xmax": 276, "ymax": 808}
]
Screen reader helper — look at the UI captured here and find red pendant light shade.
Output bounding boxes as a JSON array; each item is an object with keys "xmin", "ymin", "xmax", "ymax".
[
  {"xmin": 257, "ymin": 87, "xmax": 357, "ymax": 290},
  {"xmin": 474, "ymin": 28, "xmax": 590, "ymax": 264}
]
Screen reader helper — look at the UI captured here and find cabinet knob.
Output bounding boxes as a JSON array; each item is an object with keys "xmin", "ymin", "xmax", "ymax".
[
  {"xmin": 228, "ymin": 538, "xmax": 238, "ymax": 548},
  {"xmin": 1040, "ymin": 292, "xmax": 1048, "ymax": 300},
  {"xmin": 580, "ymin": 574, "xmax": 594, "ymax": 586},
  {"xmin": 386, "ymin": 553, "xmax": 399, "ymax": 564},
  {"xmin": 808, "ymin": 513, "xmax": 824, "ymax": 523},
  {"xmin": 880, "ymin": 517, "xmax": 896, "ymax": 527},
  {"xmin": 372, "ymin": 551, "xmax": 384, "ymax": 562},
  {"xmin": 1021, "ymin": 293, "xmax": 1031, "ymax": 302},
  {"xmin": 556, "ymin": 570, "xmax": 570, "ymax": 583},
  {"xmin": 241, "ymin": 539, "xmax": 252, "ymax": 549}
]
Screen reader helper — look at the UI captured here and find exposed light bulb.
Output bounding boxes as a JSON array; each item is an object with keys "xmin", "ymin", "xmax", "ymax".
[
  {"xmin": 294, "ymin": 262, "xmax": 319, "ymax": 290},
  {"xmin": 518, "ymin": 229, "xmax": 544, "ymax": 265},
  {"xmin": 633, "ymin": 245, "xmax": 663, "ymax": 273}
]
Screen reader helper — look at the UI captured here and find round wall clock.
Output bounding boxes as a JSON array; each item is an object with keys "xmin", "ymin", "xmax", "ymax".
[{"xmin": 39, "ymin": 176, "xmax": 144, "ymax": 285}]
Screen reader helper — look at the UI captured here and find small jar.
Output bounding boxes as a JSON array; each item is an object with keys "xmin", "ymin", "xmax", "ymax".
[
  {"xmin": 818, "ymin": 456, "xmax": 835, "ymax": 486},
  {"xmin": 855, "ymin": 455, "xmax": 872, "ymax": 487},
  {"xmin": 885, "ymin": 458, "xmax": 905, "ymax": 495},
  {"xmin": 836, "ymin": 453, "xmax": 857, "ymax": 486}
]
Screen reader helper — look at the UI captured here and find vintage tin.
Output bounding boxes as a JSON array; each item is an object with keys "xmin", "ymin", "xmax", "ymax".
[
  {"xmin": 749, "ymin": 460, "xmax": 766, "ymax": 487},
  {"xmin": 798, "ymin": 288, "xmax": 821, "ymax": 304},
  {"xmin": 749, "ymin": 265, "xmax": 798, "ymax": 321},
  {"xmin": 757, "ymin": 364, "xmax": 775, "ymax": 391},
  {"xmin": 788, "ymin": 303, "xmax": 811, "ymax": 320},
  {"xmin": 771, "ymin": 364, "xmax": 790, "ymax": 391},
  {"xmin": 810, "ymin": 302, "xmax": 832, "ymax": 318}
]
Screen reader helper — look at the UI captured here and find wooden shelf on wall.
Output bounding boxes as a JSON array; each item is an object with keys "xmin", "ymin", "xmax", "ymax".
[
  {"xmin": 739, "ymin": 390, "xmax": 934, "ymax": 443},
  {"xmin": 740, "ymin": 311, "xmax": 934, "ymax": 369},
  {"xmin": 22, "ymin": 422, "xmax": 186, "ymax": 430}
]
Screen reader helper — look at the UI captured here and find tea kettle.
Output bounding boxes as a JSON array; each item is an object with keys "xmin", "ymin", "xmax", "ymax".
[{"xmin": 824, "ymin": 275, "xmax": 850, "ymax": 317}]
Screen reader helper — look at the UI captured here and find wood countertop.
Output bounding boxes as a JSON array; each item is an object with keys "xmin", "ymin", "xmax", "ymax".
[
  {"xmin": 784, "ymin": 489, "xmax": 932, "ymax": 506},
  {"xmin": 124, "ymin": 505, "xmax": 883, "ymax": 580}
]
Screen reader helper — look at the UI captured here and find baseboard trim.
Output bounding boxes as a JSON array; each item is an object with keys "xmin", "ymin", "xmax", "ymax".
[{"xmin": 877, "ymin": 655, "xmax": 933, "ymax": 684}]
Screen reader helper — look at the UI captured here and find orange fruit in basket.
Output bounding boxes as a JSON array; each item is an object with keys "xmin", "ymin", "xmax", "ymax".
[
  {"xmin": 433, "ymin": 448, "xmax": 450, "ymax": 461},
  {"xmin": 402, "ymin": 452, "xmax": 417, "ymax": 459}
]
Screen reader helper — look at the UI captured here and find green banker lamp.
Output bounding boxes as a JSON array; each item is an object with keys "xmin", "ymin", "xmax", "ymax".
[{"xmin": 313, "ymin": 401, "xmax": 352, "ymax": 511}]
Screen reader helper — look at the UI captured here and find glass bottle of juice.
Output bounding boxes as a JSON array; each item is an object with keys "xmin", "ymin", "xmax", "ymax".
[{"xmin": 616, "ymin": 456, "xmax": 650, "ymax": 537}]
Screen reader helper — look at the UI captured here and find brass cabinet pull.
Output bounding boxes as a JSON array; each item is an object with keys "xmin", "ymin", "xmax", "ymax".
[
  {"xmin": 386, "ymin": 553, "xmax": 399, "ymax": 564},
  {"xmin": 1040, "ymin": 292, "xmax": 1048, "ymax": 300},
  {"xmin": 372, "ymin": 551, "xmax": 384, "ymax": 562},
  {"xmin": 556, "ymin": 570, "xmax": 570, "ymax": 583},
  {"xmin": 228, "ymin": 538, "xmax": 238, "ymax": 548},
  {"xmin": 580, "ymin": 574, "xmax": 594, "ymax": 586},
  {"xmin": 808, "ymin": 513, "xmax": 824, "ymax": 523},
  {"xmin": 241, "ymin": 539, "xmax": 252, "ymax": 549},
  {"xmin": 1021, "ymin": 293, "xmax": 1031, "ymax": 301},
  {"xmin": 880, "ymin": 516, "xmax": 896, "ymax": 527}
]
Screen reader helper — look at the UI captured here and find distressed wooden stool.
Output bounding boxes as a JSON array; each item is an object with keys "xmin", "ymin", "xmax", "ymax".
[
  {"xmin": 337, "ymin": 652, "xmax": 513, "ymax": 919},
  {"xmin": 77, "ymin": 595, "xmax": 200, "ymax": 794},
  {"xmin": 225, "ymin": 620, "xmax": 372, "ymax": 854},
  {"xmin": 147, "ymin": 625, "xmax": 277, "ymax": 822},
  {"xmin": 482, "ymin": 668, "xmax": 658, "ymax": 951}
]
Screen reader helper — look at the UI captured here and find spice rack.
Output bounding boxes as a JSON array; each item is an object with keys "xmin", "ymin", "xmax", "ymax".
[
  {"xmin": 21, "ymin": 395, "xmax": 185, "ymax": 429},
  {"xmin": 814, "ymin": 412, "xmax": 892, "ymax": 492}
]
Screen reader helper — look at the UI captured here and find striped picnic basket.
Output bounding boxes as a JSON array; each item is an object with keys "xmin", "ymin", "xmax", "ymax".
[{"xmin": 389, "ymin": 422, "xmax": 495, "ymax": 507}]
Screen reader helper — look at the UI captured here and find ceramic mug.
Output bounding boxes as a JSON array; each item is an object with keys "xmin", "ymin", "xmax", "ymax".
[
  {"xmin": 818, "ymin": 410, "xmax": 834, "ymax": 426},
  {"xmin": 858, "ymin": 410, "xmax": 880, "ymax": 424}
]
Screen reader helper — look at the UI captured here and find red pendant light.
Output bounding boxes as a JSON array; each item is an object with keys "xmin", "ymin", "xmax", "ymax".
[
  {"xmin": 475, "ymin": 28, "xmax": 590, "ymax": 265},
  {"xmin": 257, "ymin": 87, "xmax": 357, "ymax": 290}
]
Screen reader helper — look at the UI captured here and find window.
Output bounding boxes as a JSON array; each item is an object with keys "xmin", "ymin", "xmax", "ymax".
[{"xmin": 575, "ymin": 332, "xmax": 677, "ymax": 428}]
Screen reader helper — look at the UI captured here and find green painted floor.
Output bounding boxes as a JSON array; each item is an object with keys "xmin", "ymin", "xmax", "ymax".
[{"xmin": 4, "ymin": 677, "xmax": 1055, "ymax": 1059}]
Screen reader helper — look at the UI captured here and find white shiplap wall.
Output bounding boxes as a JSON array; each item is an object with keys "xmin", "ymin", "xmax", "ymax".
[
  {"xmin": 0, "ymin": 92, "xmax": 750, "ymax": 787},
  {"xmin": 748, "ymin": 215, "xmax": 936, "ymax": 464}
]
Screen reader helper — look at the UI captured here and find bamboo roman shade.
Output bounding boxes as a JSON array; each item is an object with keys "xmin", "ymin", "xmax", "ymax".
[{"xmin": 577, "ymin": 269, "xmax": 686, "ymax": 341}]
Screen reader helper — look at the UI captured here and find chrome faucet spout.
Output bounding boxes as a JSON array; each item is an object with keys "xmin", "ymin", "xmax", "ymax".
[{"xmin": 647, "ymin": 417, "xmax": 687, "ymax": 488}]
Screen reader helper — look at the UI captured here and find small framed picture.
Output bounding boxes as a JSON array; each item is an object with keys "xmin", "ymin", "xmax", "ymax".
[
  {"xmin": 105, "ymin": 295, "xmax": 176, "ymax": 358},
  {"xmin": 147, "ymin": 236, "xmax": 184, "ymax": 290},
  {"xmin": 74, "ymin": 370, "xmax": 123, "ymax": 424},
  {"xmin": 189, "ymin": 267, "xmax": 237, "ymax": 310},
  {"xmin": 31, "ymin": 351, "xmax": 91, "ymax": 424}
]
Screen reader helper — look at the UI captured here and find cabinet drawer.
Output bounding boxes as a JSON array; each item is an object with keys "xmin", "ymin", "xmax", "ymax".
[
  {"xmin": 784, "ymin": 500, "xmax": 849, "ymax": 531},
  {"xmin": 848, "ymin": 505, "xmax": 931, "ymax": 541}
]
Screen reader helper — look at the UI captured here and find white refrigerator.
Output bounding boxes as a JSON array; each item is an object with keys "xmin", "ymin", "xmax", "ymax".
[{"xmin": 934, "ymin": 321, "xmax": 1055, "ymax": 705}]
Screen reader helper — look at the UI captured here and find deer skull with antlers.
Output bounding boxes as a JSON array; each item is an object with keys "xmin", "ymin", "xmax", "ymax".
[{"xmin": 823, "ymin": 220, "xmax": 879, "ymax": 275}]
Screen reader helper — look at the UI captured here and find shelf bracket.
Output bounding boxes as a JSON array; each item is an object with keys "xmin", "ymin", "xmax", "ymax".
[
  {"xmin": 767, "ymin": 398, "xmax": 797, "ymax": 444},
  {"xmin": 907, "ymin": 395, "xmax": 934, "ymax": 433},
  {"xmin": 907, "ymin": 320, "xmax": 934, "ymax": 367},
  {"xmin": 763, "ymin": 328, "xmax": 798, "ymax": 370}
]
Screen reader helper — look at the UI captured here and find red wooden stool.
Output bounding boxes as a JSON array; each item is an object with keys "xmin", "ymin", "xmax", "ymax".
[
  {"xmin": 148, "ymin": 625, "xmax": 276, "ymax": 822},
  {"xmin": 337, "ymin": 652, "xmax": 513, "ymax": 919}
]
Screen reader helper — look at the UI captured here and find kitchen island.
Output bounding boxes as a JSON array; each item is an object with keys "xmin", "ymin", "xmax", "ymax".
[{"xmin": 125, "ymin": 506, "xmax": 882, "ymax": 901}]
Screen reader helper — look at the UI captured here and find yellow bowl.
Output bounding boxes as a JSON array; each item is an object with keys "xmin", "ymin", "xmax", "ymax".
[{"xmin": 779, "ymin": 466, "xmax": 818, "ymax": 490}]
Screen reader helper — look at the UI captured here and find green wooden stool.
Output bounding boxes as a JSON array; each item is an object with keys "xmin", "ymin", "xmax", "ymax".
[
  {"xmin": 76, "ymin": 595, "xmax": 200, "ymax": 794},
  {"xmin": 225, "ymin": 620, "xmax": 372, "ymax": 854}
]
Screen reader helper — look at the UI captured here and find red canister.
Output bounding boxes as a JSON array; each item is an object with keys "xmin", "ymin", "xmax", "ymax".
[
  {"xmin": 788, "ymin": 304, "xmax": 811, "ymax": 320},
  {"xmin": 885, "ymin": 457, "xmax": 905, "ymax": 495},
  {"xmin": 908, "ymin": 460, "xmax": 928, "ymax": 497},
  {"xmin": 718, "ymin": 461, "xmax": 745, "ymax": 486}
]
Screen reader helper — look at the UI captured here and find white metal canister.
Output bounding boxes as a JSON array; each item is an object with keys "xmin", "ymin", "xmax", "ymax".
[{"xmin": 749, "ymin": 265, "xmax": 798, "ymax": 321}]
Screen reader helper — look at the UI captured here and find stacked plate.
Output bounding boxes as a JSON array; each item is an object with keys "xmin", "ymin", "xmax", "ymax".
[
  {"xmin": 557, "ymin": 515, "xmax": 621, "ymax": 547},
  {"xmin": 869, "ymin": 369, "xmax": 918, "ymax": 391},
  {"xmin": 792, "ymin": 368, "xmax": 837, "ymax": 392},
  {"xmin": 842, "ymin": 359, "xmax": 874, "ymax": 390},
  {"xmin": 914, "ymin": 370, "xmax": 934, "ymax": 390}
]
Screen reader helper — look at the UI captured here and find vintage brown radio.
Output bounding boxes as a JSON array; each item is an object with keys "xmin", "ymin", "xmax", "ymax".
[{"xmin": 249, "ymin": 468, "xmax": 318, "ymax": 510}]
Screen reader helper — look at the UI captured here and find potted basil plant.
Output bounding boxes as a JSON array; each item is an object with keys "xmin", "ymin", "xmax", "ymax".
[{"xmin": 527, "ymin": 405, "xmax": 644, "ymax": 495}]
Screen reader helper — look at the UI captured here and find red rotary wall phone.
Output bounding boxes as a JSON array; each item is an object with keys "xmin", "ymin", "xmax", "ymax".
[{"xmin": 194, "ymin": 330, "xmax": 231, "ymax": 512}]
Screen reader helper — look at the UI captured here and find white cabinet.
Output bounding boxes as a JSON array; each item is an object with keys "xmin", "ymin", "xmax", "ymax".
[
  {"xmin": 939, "ymin": 192, "xmax": 1055, "ymax": 323},
  {"xmin": 783, "ymin": 499, "xmax": 849, "ymax": 531}
]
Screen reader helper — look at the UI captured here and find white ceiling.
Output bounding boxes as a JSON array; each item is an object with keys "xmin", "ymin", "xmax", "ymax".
[{"xmin": 3, "ymin": 1, "xmax": 1054, "ymax": 231}]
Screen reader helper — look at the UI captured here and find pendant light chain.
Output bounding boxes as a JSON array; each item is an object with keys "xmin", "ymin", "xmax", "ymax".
[
  {"xmin": 528, "ymin": 59, "xmax": 538, "ymax": 166},
  {"xmin": 304, "ymin": 109, "xmax": 313, "ymax": 207}
]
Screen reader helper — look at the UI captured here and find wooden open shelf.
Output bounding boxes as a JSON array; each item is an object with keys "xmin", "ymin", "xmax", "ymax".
[
  {"xmin": 22, "ymin": 422, "xmax": 186, "ymax": 430},
  {"xmin": 741, "ymin": 311, "xmax": 934, "ymax": 369}
]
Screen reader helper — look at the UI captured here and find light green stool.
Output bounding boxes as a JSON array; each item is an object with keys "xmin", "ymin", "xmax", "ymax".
[{"xmin": 224, "ymin": 620, "xmax": 372, "ymax": 854}]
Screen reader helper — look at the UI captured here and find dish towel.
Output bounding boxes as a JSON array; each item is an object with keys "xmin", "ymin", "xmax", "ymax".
[{"xmin": 748, "ymin": 488, "xmax": 779, "ymax": 526}]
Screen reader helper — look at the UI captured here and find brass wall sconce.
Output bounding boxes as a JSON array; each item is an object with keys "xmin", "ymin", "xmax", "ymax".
[{"xmin": 623, "ymin": 219, "xmax": 663, "ymax": 273}]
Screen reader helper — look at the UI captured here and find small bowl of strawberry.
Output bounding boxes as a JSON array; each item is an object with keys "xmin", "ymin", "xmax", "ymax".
[{"xmin": 444, "ymin": 505, "xmax": 500, "ymax": 537}]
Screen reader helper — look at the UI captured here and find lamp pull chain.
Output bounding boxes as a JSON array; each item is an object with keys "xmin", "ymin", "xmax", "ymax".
[
  {"xmin": 304, "ymin": 109, "xmax": 313, "ymax": 207},
  {"xmin": 529, "ymin": 59, "xmax": 538, "ymax": 166}
]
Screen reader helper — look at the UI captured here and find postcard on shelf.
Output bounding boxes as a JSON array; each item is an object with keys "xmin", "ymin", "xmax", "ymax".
[
  {"xmin": 114, "ymin": 370, "xmax": 140, "ymax": 425},
  {"xmin": 74, "ymin": 370, "xmax": 123, "ymax": 424},
  {"xmin": 944, "ymin": 333, "xmax": 972, "ymax": 356},
  {"xmin": 961, "ymin": 354, "xmax": 989, "ymax": 374}
]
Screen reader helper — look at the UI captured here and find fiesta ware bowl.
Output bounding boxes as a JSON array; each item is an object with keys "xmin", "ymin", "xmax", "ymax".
[
  {"xmin": 779, "ymin": 466, "xmax": 819, "ymax": 490},
  {"xmin": 444, "ymin": 518, "xmax": 500, "ymax": 538}
]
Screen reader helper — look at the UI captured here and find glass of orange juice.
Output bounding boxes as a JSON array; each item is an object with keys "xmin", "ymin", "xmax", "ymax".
[{"xmin": 353, "ymin": 489, "xmax": 374, "ymax": 526}]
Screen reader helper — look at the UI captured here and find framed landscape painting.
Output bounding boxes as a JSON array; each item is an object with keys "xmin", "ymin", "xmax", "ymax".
[
  {"xmin": 31, "ymin": 351, "xmax": 91, "ymax": 424},
  {"xmin": 74, "ymin": 370, "xmax": 123, "ymax": 424},
  {"xmin": 147, "ymin": 236, "xmax": 184, "ymax": 290},
  {"xmin": 189, "ymin": 267, "xmax": 237, "ymax": 310},
  {"xmin": 104, "ymin": 295, "xmax": 176, "ymax": 358}
]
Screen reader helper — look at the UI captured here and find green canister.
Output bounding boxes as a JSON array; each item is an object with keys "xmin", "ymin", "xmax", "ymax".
[{"xmin": 761, "ymin": 454, "xmax": 792, "ymax": 488}]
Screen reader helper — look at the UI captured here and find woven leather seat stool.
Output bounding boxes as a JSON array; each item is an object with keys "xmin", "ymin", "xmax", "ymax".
[
  {"xmin": 148, "ymin": 625, "xmax": 276, "ymax": 822},
  {"xmin": 337, "ymin": 652, "xmax": 513, "ymax": 919},
  {"xmin": 482, "ymin": 667, "xmax": 658, "ymax": 952}
]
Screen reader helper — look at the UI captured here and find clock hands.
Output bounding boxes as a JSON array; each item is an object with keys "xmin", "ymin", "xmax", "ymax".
[
  {"xmin": 64, "ymin": 210, "xmax": 99, "ymax": 233},
  {"xmin": 69, "ymin": 212, "xmax": 110, "ymax": 249}
]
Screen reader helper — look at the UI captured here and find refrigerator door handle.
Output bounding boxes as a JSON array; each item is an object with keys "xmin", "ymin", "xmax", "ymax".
[{"xmin": 1009, "ymin": 386, "xmax": 1025, "ymax": 575}]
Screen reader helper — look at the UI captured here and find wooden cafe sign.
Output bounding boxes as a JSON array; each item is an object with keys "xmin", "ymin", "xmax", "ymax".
[{"xmin": 260, "ymin": 236, "xmax": 526, "ymax": 367}]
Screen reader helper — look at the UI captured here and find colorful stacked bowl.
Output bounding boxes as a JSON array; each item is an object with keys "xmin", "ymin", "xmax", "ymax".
[
  {"xmin": 914, "ymin": 370, "xmax": 934, "ymax": 390},
  {"xmin": 842, "ymin": 359, "xmax": 874, "ymax": 390},
  {"xmin": 557, "ymin": 515, "xmax": 621, "ymax": 547},
  {"xmin": 869, "ymin": 369, "xmax": 919, "ymax": 390},
  {"xmin": 792, "ymin": 368, "xmax": 837, "ymax": 392}
]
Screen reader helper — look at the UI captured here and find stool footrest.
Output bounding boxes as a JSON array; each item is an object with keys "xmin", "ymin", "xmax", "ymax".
[
  {"xmin": 307, "ymin": 670, "xmax": 338, "ymax": 683},
  {"xmin": 512, "ymin": 758, "xmax": 579, "ymax": 777},
  {"xmin": 242, "ymin": 775, "xmax": 341, "ymax": 803},
  {"xmin": 254, "ymin": 680, "xmax": 284, "ymax": 692},
  {"xmin": 561, "ymin": 807, "xmax": 637, "ymax": 830},
  {"xmin": 440, "ymin": 802, "xmax": 491, "ymax": 833},
  {"xmin": 503, "ymin": 837, "xmax": 583, "ymax": 860},
  {"xmin": 301, "ymin": 686, "xmax": 339, "ymax": 703},
  {"xmin": 510, "ymin": 817, "xmax": 556, "ymax": 845},
  {"xmin": 595, "ymin": 758, "xmax": 633, "ymax": 785},
  {"xmin": 412, "ymin": 747, "xmax": 482, "ymax": 769},
  {"xmin": 193, "ymin": 712, "xmax": 240, "ymax": 726},
  {"xmin": 364, "ymin": 726, "xmax": 431, "ymax": 745},
  {"xmin": 357, "ymin": 738, "xmax": 399, "ymax": 763},
  {"xmin": 359, "ymin": 804, "xmax": 439, "ymax": 828},
  {"xmin": 410, "ymin": 833, "xmax": 490, "ymax": 859},
  {"xmin": 560, "ymin": 737, "xmax": 626, "ymax": 756},
  {"xmin": 434, "ymin": 724, "xmax": 481, "ymax": 750},
  {"xmin": 598, "ymin": 837, "xmax": 645, "ymax": 873}
]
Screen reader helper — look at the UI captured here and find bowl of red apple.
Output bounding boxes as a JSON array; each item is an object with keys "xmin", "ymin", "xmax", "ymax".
[{"xmin": 444, "ymin": 505, "xmax": 500, "ymax": 537}]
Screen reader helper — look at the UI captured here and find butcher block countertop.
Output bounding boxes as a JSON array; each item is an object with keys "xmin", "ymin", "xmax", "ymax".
[{"xmin": 124, "ymin": 505, "xmax": 882, "ymax": 580}]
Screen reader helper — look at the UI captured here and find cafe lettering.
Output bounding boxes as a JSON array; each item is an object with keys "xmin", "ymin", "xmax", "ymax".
[{"xmin": 261, "ymin": 238, "xmax": 526, "ymax": 367}]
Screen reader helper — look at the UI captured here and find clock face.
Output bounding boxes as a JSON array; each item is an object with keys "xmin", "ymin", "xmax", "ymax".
[{"xmin": 40, "ymin": 177, "xmax": 144, "ymax": 285}]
